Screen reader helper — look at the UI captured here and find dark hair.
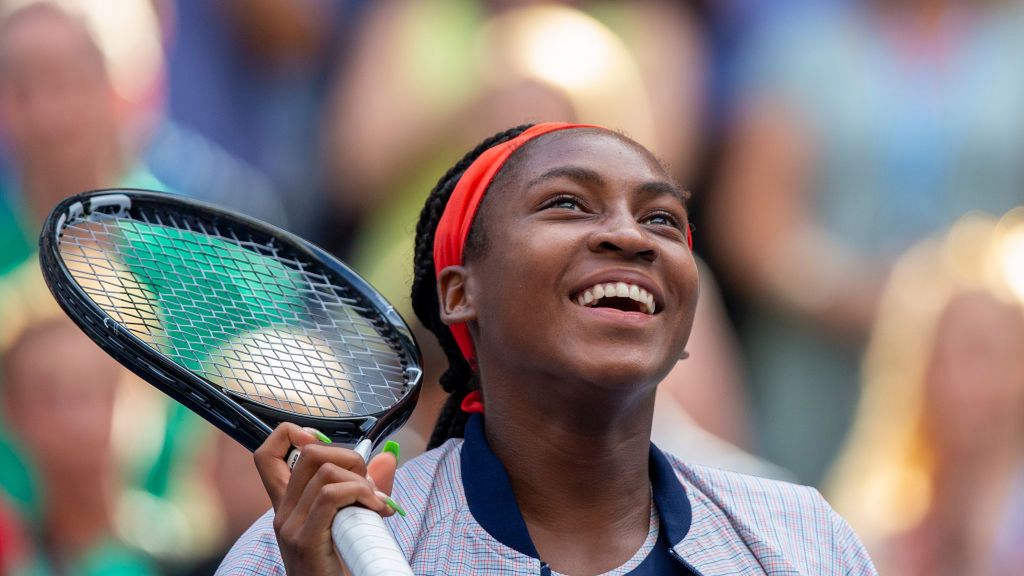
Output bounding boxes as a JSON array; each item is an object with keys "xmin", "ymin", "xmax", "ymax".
[{"xmin": 411, "ymin": 124, "xmax": 534, "ymax": 449}]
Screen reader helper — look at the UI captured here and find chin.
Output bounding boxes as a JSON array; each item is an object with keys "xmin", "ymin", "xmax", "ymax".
[{"xmin": 566, "ymin": 350, "xmax": 674, "ymax": 392}]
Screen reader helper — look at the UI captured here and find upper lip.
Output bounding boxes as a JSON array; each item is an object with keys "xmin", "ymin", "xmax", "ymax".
[{"xmin": 569, "ymin": 269, "xmax": 664, "ymax": 313}]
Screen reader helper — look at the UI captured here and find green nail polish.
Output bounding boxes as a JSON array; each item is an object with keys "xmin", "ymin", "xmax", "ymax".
[
  {"xmin": 309, "ymin": 429, "xmax": 331, "ymax": 444},
  {"xmin": 383, "ymin": 496, "xmax": 407, "ymax": 517},
  {"xmin": 383, "ymin": 440, "xmax": 400, "ymax": 461}
]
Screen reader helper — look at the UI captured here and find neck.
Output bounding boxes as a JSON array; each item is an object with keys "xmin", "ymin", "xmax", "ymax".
[{"xmin": 481, "ymin": 373, "xmax": 656, "ymax": 568}]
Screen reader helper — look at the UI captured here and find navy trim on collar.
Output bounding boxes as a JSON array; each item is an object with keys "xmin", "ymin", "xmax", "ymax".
[
  {"xmin": 649, "ymin": 441, "xmax": 693, "ymax": 545},
  {"xmin": 460, "ymin": 413, "xmax": 692, "ymax": 558},
  {"xmin": 461, "ymin": 413, "xmax": 540, "ymax": 558}
]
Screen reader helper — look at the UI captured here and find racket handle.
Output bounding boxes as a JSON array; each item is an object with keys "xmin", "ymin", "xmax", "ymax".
[{"xmin": 332, "ymin": 506, "xmax": 413, "ymax": 576}]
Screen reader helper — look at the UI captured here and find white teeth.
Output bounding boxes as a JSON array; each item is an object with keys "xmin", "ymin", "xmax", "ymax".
[{"xmin": 574, "ymin": 281, "xmax": 657, "ymax": 314}]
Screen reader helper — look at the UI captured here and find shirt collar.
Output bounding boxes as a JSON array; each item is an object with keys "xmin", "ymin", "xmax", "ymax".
[{"xmin": 459, "ymin": 413, "xmax": 692, "ymax": 558}]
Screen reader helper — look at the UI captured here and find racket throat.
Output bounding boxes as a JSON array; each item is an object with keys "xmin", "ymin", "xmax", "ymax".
[{"xmin": 353, "ymin": 438, "xmax": 373, "ymax": 461}]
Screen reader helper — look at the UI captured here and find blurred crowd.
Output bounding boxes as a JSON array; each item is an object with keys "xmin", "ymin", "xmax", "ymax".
[{"xmin": 0, "ymin": 0, "xmax": 1021, "ymax": 574}]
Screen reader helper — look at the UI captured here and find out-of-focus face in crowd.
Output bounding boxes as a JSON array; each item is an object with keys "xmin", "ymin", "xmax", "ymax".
[
  {"xmin": 923, "ymin": 291, "xmax": 1024, "ymax": 461},
  {"xmin": 0, "ymin": 3, "xmax": 119, "ymax": 218},
  {"xmin": 2, "ymin": 320, "xmax": 121, "ymax": 477}
]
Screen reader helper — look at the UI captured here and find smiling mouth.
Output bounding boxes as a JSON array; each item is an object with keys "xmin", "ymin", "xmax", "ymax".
[{"xmin": 573, "ymin": 282, "xmax": 657, "ymax": 315}]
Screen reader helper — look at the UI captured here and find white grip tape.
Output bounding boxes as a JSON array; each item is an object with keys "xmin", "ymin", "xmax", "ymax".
[{"xmin": 332, "ymin": 505, "xmax": 413, "ymax": 576}]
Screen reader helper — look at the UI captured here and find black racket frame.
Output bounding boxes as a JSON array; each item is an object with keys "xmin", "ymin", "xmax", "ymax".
[{"xmin": 39, "ymin": 189, "xmax": 422, "ymax": 453}]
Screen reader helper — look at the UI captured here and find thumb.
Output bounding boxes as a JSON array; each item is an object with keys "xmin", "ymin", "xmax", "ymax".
[{"xmin": 367, "ymin": 442, "xmax": 399, "ymax": 495}]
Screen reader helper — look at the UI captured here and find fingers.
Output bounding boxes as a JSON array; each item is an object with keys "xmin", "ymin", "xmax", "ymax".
[
  {"xmin": 266, "ymin": 433, "xmax": 388, "ymax": 576},
  {"xmin": 277, "ymin": 441, "xmax": 367, "ymax": 520},
  {"xmin": 254, "ymin": 423, "xmax": 319, "ymax": 509},
  {"xmin": 289, "ymin": 461, "xmax": 386, "ymax": 525},
  {"xmin": 367, "ymin": 451, "xmax": 398, "ymax": 496},
  {"xmin": 298, "ymin": 476, "xmax": 391, "ymax": 539},
  {"xmin": 253, "ymin": 428, "xmax": 407, "ymax": 575}
]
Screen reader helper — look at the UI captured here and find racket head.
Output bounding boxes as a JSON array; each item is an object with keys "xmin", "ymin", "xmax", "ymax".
[{"xmin": 39, "ymin": 189, "xmax": 422, "ymax": 453}]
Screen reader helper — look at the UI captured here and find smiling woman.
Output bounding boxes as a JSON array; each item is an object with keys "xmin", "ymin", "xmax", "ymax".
[{"xmin": 216, "ymin": 124, "xmax": 878, "ymax": 576}]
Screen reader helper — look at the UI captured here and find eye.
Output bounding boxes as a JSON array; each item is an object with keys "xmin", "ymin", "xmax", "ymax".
[
  {"xmin": 641, "ymin": 211, "xmax": 684, "ymax": 230},
  {"xmin": 542, "ymin": 194, "xmax": 584, "ymax": 211}
]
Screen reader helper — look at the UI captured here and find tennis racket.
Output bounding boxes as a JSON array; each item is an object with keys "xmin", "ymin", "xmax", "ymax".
[{"xmin": 39, "ymin": 189, "xmax": 420, "ymax": 576}]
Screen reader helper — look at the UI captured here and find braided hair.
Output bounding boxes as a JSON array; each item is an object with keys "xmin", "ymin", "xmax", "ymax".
[{"xmin": 411, "ymin": 124, "xmax": 534, "ymax": 449}]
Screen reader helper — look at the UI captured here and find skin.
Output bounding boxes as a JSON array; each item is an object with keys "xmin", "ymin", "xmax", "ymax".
[
  {"xmin": 893, "ymin": 292, "xmax": 1024, "ymax": 576},
  {"xmin": 0, "ymin": 4, "xmax": 123, "ymax": 224},
  {"xmin": 257, "ymin": 129, "xmax": 699, "ymax": 575},
  {"xmin": 3, "ymin": 321, "xmax": 122, "ymax": 561}
]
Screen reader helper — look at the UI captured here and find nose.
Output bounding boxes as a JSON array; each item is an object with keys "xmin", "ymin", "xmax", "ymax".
[{"xmin": 588, "ymin": 211, "xmax": 657, "ymax": 262}]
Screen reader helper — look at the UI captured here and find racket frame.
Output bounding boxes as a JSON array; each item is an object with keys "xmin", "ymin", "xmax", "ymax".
[{"xmin": 39, "ymin": 189, "xmax": 422, "ymax": 453}]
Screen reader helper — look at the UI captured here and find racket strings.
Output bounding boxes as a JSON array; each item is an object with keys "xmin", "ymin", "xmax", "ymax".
[{"xmin": 58, "ymin": 210, "xmax": 409, "ymax": 418}]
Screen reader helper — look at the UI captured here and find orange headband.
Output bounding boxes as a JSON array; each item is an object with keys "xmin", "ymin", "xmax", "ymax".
[{"xmin": 433, "ymin": 122, "xmax": 598, "ymax": 366}]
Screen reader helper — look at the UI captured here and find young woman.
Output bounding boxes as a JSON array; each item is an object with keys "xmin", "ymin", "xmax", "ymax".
[
  {"xmin": 217, "ymin": 123, "xmax": 877, "ymax": 575},
  {"xmin": 828, "ymin": 213, "xmax": 1024, "ymax": 575}
]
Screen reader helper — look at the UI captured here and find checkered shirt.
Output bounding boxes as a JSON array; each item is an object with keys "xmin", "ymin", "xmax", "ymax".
[{"xmin": 216, "ymin": 438, "xmax": 876, "ymax": 575}]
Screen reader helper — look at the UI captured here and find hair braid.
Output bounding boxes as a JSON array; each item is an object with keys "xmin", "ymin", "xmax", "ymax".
[{"xmin": 411, "ymin": 124, "xmax": 533, "ymax": 449}]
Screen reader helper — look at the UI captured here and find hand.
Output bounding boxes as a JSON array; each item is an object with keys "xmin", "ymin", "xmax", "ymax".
[{"xmin": 254, "ymin": 424, "xmax": 398, "ymax": 576}]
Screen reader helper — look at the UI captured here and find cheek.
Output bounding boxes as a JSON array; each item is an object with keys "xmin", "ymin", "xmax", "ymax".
[{"xmin": 670, "ymin": 255, "xmax": 700, "ymax": 324}]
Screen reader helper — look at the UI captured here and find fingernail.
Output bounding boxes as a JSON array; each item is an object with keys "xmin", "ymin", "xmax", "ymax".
[
  {"xmin": 376, "ymin": 491, "xmax": 407, "ymax": 517},
  {"xmin": 304, "ymin": 428, "xmax": 332, "ymax": 444},
  {"xmin": 383, "ymin": 440, "xmax": 400, "ymax": 462}
]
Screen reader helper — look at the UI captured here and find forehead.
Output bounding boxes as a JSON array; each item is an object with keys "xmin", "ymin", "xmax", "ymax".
[
  {"xmin": 511, "ymin": 129, "xmax": 666, "ymax": 183},
  {"xmin": 0, "ymin": 8, "xmax": 101, "ymax": 75}
]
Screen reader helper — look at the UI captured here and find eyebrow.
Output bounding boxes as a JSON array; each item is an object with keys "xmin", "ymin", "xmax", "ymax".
[
  {"xmin": 526, "ymin": 165, "xmax": 689, "ymax": 204},
  {"xmin": 637, "ymin": 180, "xmax": 690, "ymax": 204},
  {"xmin": 526, "ymin": 166, "xmax": 605, "ymax": 190}
]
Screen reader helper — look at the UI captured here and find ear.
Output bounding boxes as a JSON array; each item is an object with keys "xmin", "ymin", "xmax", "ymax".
[{"xmin": 437, "ymin": 265, "xmax": 477, "ymax": 325}]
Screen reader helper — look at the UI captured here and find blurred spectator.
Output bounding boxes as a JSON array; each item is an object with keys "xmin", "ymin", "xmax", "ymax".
[
  {"xmin": 0, "ymin": 0, "xmax": 168, "ymax": 521},
  {"xmin": 2, "ymin": 319, "xmax": 155, "ymax": 575},
  {"xmin": 0, "ymin": 5, "xmax": 277, "ymax": 569},
  {"xmin": 0, "ymin": 1, "xmax": 166, "ymax": 272},
  {"xmin": 163, "ymin": 0, "xmax": 365, "ymax": 240},
  {"xmin": 828, "ymin": 212, "xmax": 1024, "ymax": 575},
  {"xmin": 709, "ymin": 0, "xmax": 1024, "ymax": 483}
]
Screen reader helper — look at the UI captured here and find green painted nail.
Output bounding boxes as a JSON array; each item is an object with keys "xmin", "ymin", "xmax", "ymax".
[
  {"xmin": 306, "ymin": 428, "xmax": 331, "ymax": 444},
  {"xmin": 383, "ymin": 440, "xmax": 400, "ymax": 461},
  {"xmin": 383, "ymin": 496, "xmax": 407, "ymax": 517}
]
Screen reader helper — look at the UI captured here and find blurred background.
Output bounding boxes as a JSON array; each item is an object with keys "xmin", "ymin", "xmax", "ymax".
[{"xmin": 0, "ymin": 0, "xmax": 1021, "ymax": 574}]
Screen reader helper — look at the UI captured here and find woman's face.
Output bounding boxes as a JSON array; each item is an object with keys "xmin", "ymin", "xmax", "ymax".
[
  {"xmin": 461, "ymin": 129, "xmax": 699, "ymax": 394},
  {"xmin": 924, "ymin": 292, "xmax": 1024, "ymax": 458}
]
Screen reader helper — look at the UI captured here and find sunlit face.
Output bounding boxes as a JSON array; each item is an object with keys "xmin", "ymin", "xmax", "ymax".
[
  {"xmin": 0, "ymin": 9, "xmax": 116, "ymax": 172},
  {"xmin": 924, "ymin": 292, "xmax": 1024, "ymax": 457},
  {"xmin": 461, "ymin": 129, "xmax": 699, "ymax": 394}
]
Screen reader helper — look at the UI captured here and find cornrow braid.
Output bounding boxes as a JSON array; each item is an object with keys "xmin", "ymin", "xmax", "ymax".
[{"xmin": 411, "ymin": 124, "xmax": 534, "ymax": 449}]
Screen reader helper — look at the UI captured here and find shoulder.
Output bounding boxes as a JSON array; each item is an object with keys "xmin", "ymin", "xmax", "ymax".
[
  {"xmin": 385, "ymin": 439, "xmax": 479, "ymax": 560},
  {"xmin": 665, "ymin": 454, "xmax": 877, "ymax": 575},
  {"xmin": 672, "ymin": 452, "xmax": 822, "ymax": 513}
]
